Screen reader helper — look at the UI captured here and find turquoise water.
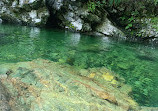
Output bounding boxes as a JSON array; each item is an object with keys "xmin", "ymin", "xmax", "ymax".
[{"xmin": 0, "ymin": 24, "xmax": 158, "ymax": 106}]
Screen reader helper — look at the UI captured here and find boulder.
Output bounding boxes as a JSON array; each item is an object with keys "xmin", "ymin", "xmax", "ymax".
[
  {"xmin": 96, "ymin": 17, "xmax": 125, "ymax": 37},
  {"xmin": 0, "ymin": 0, "xmax": 49, "ymax": 26}
]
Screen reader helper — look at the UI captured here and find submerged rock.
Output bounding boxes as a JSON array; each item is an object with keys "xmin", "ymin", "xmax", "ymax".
[
  {"xmin": 0, "ymin": 0, "xmax": 49, "ymax": 26},
  {"xmin": 0, "ymin": 81, "xmax": 11, "ymax": 111},
  {"xmin": 141, "ymin": 107, "xmax": 158, "ymax": 111},
  {"xmin": 0, "ymin": 59, "xmax": 141, "ymax": 111}
]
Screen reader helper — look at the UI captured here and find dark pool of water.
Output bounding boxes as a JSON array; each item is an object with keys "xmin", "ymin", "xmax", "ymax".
[{"xmin": 0, "ymin": 24, "xmax": 158, "ymax": 106}]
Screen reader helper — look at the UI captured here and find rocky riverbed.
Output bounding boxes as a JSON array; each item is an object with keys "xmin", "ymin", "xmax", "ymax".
[{"xmin": 0, "ymin": 59, "xmax": 157, "ymax": 111}]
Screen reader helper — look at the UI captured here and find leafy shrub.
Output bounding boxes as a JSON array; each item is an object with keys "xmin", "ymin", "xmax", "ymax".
[{"xmin": 87, "ymin": 0, "xmax": 123, "ymax": 12}]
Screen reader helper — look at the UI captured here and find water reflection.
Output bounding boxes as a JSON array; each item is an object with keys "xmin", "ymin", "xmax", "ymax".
[
  {"xmin": 29, "ymin": 27, "xmax": 40, "ymax": 38},
  {"xmin": 68, "ymin": 32, "xmax": 81, "ymax": 46}
]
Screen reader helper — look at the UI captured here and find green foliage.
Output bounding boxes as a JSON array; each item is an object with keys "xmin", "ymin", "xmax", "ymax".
[
  {"xmin": 87, "ymin": 0, "xmax": 123, "ymax": 12},
  {"xmin": 149, "ymin": 0, "xmax": 158, "ymax": 5},
  {"xmin": 154, "ymin": 0, "xmax": 158, "ymax": 5},
  {"xmin": 87, "ymin": 0, "xmax": 106, "ymax": 12},
  {"xmin": 111, "ymin": 0, "xmax": 158, "ymax": 36},
  {"xmin": 125, "ymin": 16, "xmax": 135, "ymax": 30},
  {"xmin": 125, "ymin": 23, "xmax": 132, "ymax": 30},
  {"xmin": 120, "ymin": 12, "xmax": 138, "ymax": 30},
  {"xmin": 65, "ymin": 22, "xmax": 76, "ymax": 31},
  {"xmin": 87, "ymin": 1, "xmax": 97, "ymax": 12},
  {"xmin": 151, "ymin": 17, "xmax": 158, "ymax": 31},
  {"xmin": 69, "ymin": 23, "xmax": 76, "ymax": 29}
]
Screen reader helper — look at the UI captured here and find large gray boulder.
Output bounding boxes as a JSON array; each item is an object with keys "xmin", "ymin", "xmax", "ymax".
[
  {"xmin": 0, "ymin": 0, "xmax": 49, "ymax": 26},
  {"xmin": 96, "ymin": 17, "xmax": 125, "ymax": 37}
]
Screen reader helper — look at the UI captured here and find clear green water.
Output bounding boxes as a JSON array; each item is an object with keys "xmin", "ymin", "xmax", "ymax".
[{"xmin": 0, "ymin": 24, "xmax": 158, "ymax": 106}]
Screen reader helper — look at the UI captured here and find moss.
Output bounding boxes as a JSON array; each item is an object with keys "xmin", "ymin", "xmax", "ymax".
[{"xmin": 151, "ymin": 17, "xmax": 158, "ymax": 31}]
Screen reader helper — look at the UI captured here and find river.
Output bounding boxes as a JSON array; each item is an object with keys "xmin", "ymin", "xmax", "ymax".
[{"xmin": 0, "ymin": 24, "xmax": 158, "ymax": 107}]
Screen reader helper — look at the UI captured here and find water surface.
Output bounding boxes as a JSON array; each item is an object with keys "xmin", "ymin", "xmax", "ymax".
[{"xmin": 0, "ymin": 24, "xmax": 158, "ymax": 106}]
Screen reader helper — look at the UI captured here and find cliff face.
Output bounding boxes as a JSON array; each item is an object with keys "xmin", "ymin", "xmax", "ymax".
[
  {"xmin": 46, "ymin": 0, "xmax": 125, "ymax": 37},
  {"xmin": 0, "ymin": 0, "xmax": 49, "ymax": 26},
  {"xmin": 0, "ymin": 0, "xmax": 125, "ymax": 37},
  {"xmin": 0, "ymin": 0, "xmax": 157, "ymax": 38}
]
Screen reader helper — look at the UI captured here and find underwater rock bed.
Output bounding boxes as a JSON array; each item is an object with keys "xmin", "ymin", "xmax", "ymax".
[
  {"xmin": 0, "ymin": 59, "xmax": 138, "ymax": 111},
  {"xmin": 0, "ymin": 59, "xmax": 157, "ymax": 111}
]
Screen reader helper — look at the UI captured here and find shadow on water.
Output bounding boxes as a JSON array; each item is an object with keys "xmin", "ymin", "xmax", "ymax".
[
  {"xmin": 0, "ymin": 33, "xmax": 9, "ymax": 37},
  {"xmin": 137, "ymin": 55, "xmax": 157, "ymax": 62},
  {"xmin": 0, "ymin": 33, "xmax": 11, "ymax": 45}
]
